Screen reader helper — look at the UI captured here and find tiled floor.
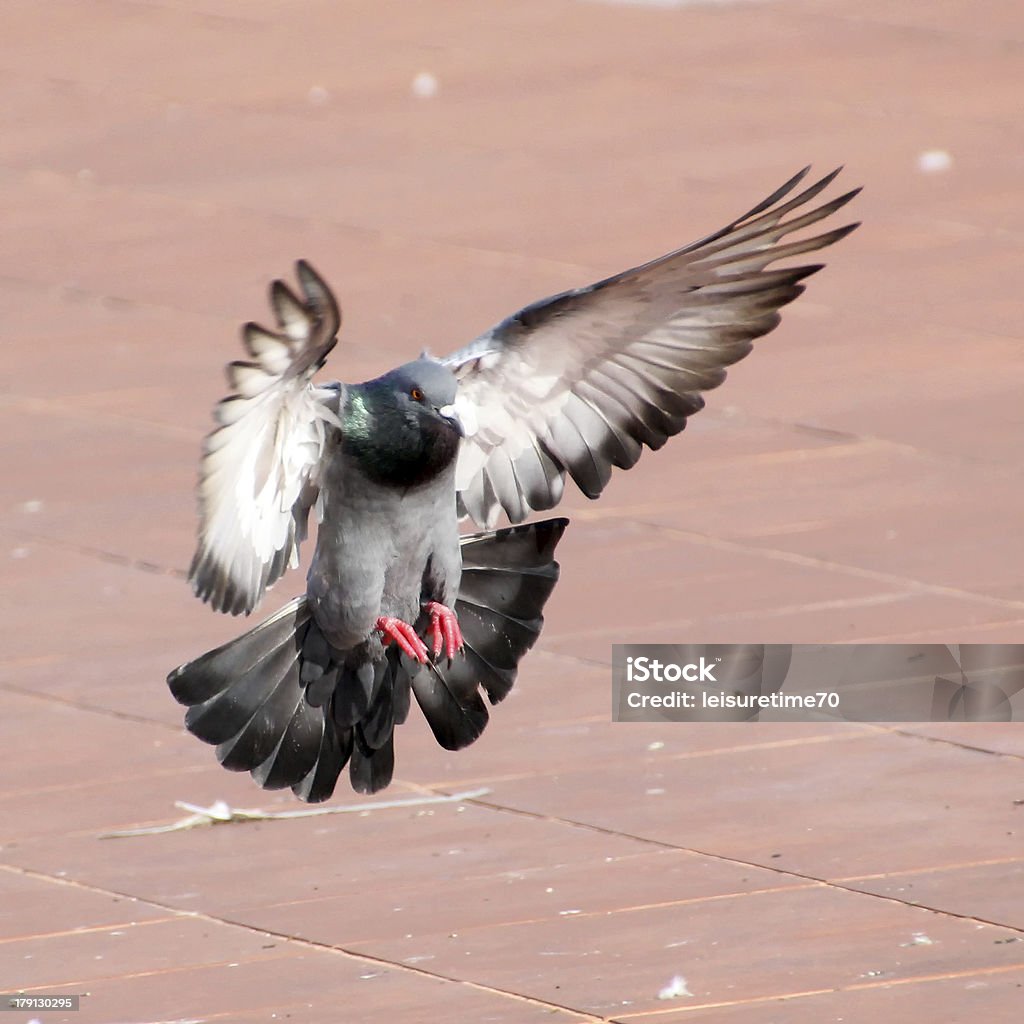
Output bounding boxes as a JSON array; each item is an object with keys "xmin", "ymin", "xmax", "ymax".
[{"xmin": 2, "ymin": 2, "xmax": 1022, "ymax": 1021}]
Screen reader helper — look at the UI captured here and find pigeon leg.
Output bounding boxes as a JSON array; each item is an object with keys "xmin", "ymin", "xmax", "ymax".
[
  {"xmin": 424, "ymin": 601, "xmax": 464, "ymax": 661},
  {"xmin": 376, "ymin": 616, "xmax": 428, "ymax": 663}
]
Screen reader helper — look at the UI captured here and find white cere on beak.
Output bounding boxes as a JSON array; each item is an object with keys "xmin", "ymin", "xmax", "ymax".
[{"xmin": 441, "ymin": 400, "xmax": 477, "ymax": 439}]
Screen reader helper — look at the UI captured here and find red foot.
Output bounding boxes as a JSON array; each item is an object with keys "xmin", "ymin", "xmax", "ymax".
[
  {"xmin": 375, "ymin": 615, "xmax": 428, "ymax": 663},
  {"xmin": 425, "ymin": 601, "xmax": 464, "ymax": 662}
]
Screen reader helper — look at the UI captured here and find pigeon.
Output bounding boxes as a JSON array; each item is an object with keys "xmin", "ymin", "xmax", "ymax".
[{"xmin": 168, "ymin": 166, "xmax": 859, "ymax": 802}]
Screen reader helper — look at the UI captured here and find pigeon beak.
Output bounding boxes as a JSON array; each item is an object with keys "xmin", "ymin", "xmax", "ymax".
[
  {"xmin": 441, "ymin": 397, "xmax": 477, "ymax": 439},
  {"xmin": 438, "ymin": 403, "xmax": 466, "ymax": 438}
]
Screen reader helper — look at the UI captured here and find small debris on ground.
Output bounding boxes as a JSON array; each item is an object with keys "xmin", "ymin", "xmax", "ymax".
[
  {"xmin": 657, "ymin": 974, "xmax": 693, "ymax": 1000},
  {"xmin": 99, "ymin": 788, "xmax": 490, "ymax": 838}
]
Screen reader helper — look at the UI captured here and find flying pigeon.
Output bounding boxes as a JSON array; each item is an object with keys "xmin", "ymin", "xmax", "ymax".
[{"xmin": 168, "ymin": 167, "xmax": 859, "ymax": 801}]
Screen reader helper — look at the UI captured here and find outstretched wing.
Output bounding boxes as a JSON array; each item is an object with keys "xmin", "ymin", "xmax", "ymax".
[
  {"xmin": 441, "ymin": 167, "xmax": 860, "ymax": 528},
  {"xmin": 189, "ymin": 260, "xmax": 344, "ymax": 616}
]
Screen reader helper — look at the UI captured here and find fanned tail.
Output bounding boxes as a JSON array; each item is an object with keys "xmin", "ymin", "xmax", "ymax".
[{"xmin": 168, "ymin": 518, "xmax": 568, "ymax": 802}]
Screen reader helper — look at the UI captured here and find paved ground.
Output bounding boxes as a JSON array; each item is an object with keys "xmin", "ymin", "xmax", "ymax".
[{"xmin": 2, "ymin": 1, "xmax": 1022, "ymax": 1021}]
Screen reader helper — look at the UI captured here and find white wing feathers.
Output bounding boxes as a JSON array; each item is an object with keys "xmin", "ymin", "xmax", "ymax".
[
  {"xmin": 443, "ymin": 167, "xmax": 860, "ymax": 529},
  {"xmin": 189, "ymin": 261, "xmax": 343, "ymax": 615}
]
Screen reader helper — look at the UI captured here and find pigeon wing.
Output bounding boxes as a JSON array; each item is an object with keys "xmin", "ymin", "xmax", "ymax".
[
  {"xmin": 441, "ymin": 167, "xmax": 860, "ymax": 529},
  {"xmin": 189, "ymin": 260, "xmax": 344, "ymax": 615}
]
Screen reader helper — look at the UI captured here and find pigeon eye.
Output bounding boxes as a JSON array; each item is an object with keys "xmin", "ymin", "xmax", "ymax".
[{"xmin": 410, "ymin": 387, "xmax": 423, "ymax": 401}]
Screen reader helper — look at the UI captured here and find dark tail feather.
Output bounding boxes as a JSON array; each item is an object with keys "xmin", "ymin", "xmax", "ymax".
[
  {"xmin": 338, "ymin": 658, "xmax": 396, "ymax": 793},
  {"xmin": 291, "ymin": 719, "xmax": 352, "ymax": 803},
  {"xmin": 350, "ymin": 728, "xmax": 396, "ymax": 794},
  {"xmin": 408, "ymin": 517, "xmax": 568, "ymax": 748},
  {"xmin": 410, "ymin": 662, "xmax": 490, "ymax": 751},
  {"xmin": 454, "ymin": 516, "xmax": 566, "ymax": 704},
  {"xmin": 357, "ymin": 660, "xmax": 398, "ymax": 750},
  {"xmin": 168, "ymin": 517, "xmax": 568, "ymax": 802},
  {"xmin": 168, "ymin": 597, "xmax": 351, "ymax": 803},
  {"xmin": 251, "ymin": 699, "xmax": 327, "ymax": 791}
]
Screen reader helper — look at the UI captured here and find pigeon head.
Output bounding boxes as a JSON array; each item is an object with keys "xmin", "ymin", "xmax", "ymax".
[{"xmin": 344, "ymin": 358, "xmax": 463, "ymax": 488}]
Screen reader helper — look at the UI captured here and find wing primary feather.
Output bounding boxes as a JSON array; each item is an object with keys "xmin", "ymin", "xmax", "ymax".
[
  {"xmin": 692, "ymin": 190, "xmax": 860, "ymax": 265},
  {"xmin": 665, "ymin": 166, "xmax": 819, "ymax": 258},
  {"xmin": 697, "ymin": 223, "xmax": 859, "ymax": 276}
]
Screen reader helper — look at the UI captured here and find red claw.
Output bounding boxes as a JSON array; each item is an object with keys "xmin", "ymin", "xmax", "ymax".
[
  {"xmin": 375, "ymin": 615, "xmax": 428, "ymax": 663},
  {"xmin": 425, "ymin": 601, "xmax": 464, "ymax": 662}
]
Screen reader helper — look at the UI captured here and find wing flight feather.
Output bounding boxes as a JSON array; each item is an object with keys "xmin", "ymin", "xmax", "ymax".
[
  {"xmin": 189, "ymin": 261, "xmax": 343, "ymax": 615},
  {"xmin": 442, "ymin": 168, "xmax": 860, "ymax": 528}
]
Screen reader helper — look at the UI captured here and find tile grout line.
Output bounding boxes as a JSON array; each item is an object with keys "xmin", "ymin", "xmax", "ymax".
[
  {"xmin": 0, "ymin": 912, "xmax": 182, "ymax": 947},
  {"xmin": 0, "ymin": 392, "xmax": 203, "ymax": 442},
  {"xmin": 0, "ymin": 863, "xmax": 608, "ymax": 1023},
  {"xmin": 416, "ymin": 731, "xmax": 879, "ymax": 790},
  {"xmin": 855, "ymin": 622, "xmax": 1024, "ymax": 643},
  {"xmin": 834, "ymin": 854, "xmax": 1024, "ymax": 884},
  {"xmin": 461, "ymin": 795, "xmax": 1024, "ymax": 937},
  {"xmin": 882, "ymin": 725, "xmax": 1024, "ymax": 761},
  {"xmin": 0, "ymin": 680, "xmax": 183, "ymax": 733},
  {"xmin": 633, "ymin": 519, "xmax": 1024, "ymax": 614},
  {"xmin": 612, "ymin": 962, "xmax": 1024, "ymax": 1020},
  {"xmin": 10, "ymin": 529, "xmax": 188, "ymax": 582},
  {"xmin": 424, "ymin": 727, "xmax": 1023, "ymax": 796}
]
